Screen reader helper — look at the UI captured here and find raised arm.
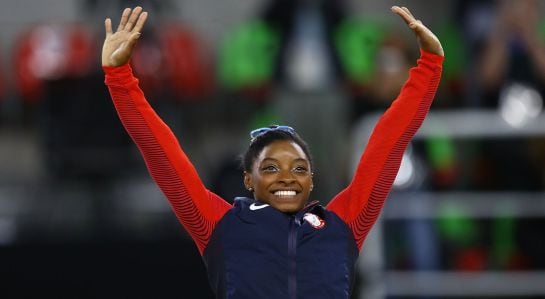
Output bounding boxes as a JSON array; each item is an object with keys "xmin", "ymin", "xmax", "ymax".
[
  {"xmin": 327, "ymin": 6, "xmax": 444, "ymax": 250},
  {"xmin": 102, "ymin": 7, "xmax": 231, "ymax": 255}
]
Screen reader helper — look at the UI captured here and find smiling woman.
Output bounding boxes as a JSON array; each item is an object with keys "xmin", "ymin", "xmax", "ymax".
[
  {"xmin": 242, "ymin": 126, "xmax": 313, "ymax": 213},
  {"xmin": 102, "ymin": 5, "xmax": 444, "ymax": 299}
]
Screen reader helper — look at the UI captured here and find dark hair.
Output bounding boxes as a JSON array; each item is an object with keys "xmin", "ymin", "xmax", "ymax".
[{"xmin": 241, "ymin": 127, "xmax": 313, "ymax": 172}]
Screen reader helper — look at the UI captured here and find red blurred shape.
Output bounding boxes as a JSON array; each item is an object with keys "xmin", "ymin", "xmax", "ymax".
[
  {"xmin": 161, "ymin": 23, "xmax": 213, "ymax": 100},
  {"xmin": 131, "ymin": 23, "xmax": 213, "ymax": 101},
  {"xmin": 454, "ymin": 248, "xmax": 487, "ymax": 271},
  {"xmin": 13, "ymin": 23, "xmax": 95, "ymax": 102}
]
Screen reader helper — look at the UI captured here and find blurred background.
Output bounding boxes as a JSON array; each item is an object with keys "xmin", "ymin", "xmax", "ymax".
[{"xmin": 0, "ymin": 0, "xmax": 544, "ymax": 298}]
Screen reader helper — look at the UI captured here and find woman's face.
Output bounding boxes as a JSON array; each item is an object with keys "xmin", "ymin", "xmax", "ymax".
[{"xmin": 244, "ymin": 140, "xmax": 313, "ymax": 213}]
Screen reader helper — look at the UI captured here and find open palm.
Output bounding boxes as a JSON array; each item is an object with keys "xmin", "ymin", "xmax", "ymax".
[
  {"xmin": 392, "ymin": 6, "xmax": 444, "ymax": 57},
  {"xmin": 102, "ymin": 6, "xmax": 148, "ymax": 67}
]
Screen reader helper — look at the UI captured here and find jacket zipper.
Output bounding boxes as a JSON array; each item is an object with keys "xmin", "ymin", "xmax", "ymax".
[
  {"xmin": 288, "ymin": 216, "xmax": 299, "ymax": 299},
  {"xmin": 288, "ymin": 204, "xmax": 316, "ymax": 299}
]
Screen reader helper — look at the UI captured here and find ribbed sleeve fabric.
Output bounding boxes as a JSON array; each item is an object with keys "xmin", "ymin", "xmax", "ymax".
[
  {"xmin": 104, "ymin": 64, "xmax": 231, "ymax": 255},
  {"xmin": 327, "ymin": 50, "xmax": 444, "ymax": 251}
]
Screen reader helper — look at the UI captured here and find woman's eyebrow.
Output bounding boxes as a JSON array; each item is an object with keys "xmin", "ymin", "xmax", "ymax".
[
  {"xmin": 260, "ymin": 157, "xmax": 279, "ymax": 164},
  {"xmin": 260, "ymin": 157, "xmax": 309, "ymax": 166}
]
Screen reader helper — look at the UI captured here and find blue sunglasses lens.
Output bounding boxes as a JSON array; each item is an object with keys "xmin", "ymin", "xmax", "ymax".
[{"xmin": 250, "ymin": 125, "xmax": 295, "ymax": 140}]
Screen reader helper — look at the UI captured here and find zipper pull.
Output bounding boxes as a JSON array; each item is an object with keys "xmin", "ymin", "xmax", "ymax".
[{"xmin": 293, "ymin": 215, "xmax": 303, "ymax": 226}]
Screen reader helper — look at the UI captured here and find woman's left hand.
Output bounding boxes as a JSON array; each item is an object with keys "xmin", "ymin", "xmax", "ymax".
[{"xmin": 392, "ymin": 6, "xmax": 444, "ymax": 57}]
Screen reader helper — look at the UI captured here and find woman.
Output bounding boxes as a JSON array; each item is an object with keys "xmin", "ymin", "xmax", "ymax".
[{"xmin": 102, "ymin": 5, "xmax": 443, "ymax": 298}]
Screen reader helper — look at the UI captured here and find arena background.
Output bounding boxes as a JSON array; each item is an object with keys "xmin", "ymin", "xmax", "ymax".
[{"xmin": 0, "ymin": 0, "xmax": 544, "ymax": 298}]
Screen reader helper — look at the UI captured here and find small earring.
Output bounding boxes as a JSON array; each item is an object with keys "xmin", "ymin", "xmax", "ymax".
[
  {"xmin": 310, "ymin": 185, "xmax": 314, "ymax": 191},
  {"xmin": 247, "ymin": 187, "xmax": 253, "ymax": 192}
]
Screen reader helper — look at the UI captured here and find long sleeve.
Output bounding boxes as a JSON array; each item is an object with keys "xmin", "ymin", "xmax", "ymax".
[
  {"xmin": 104, "ymin": 64, "xmax": 231, "ymax": 255},
  {"xmin": 327, "ymin": 50, "xmax": 444, "ymax": 250}
]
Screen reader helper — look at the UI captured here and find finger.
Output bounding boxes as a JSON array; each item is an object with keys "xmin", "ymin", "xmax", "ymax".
[
  {"xmin": 124, "ymin": 6, "xmax": 143, "ymax": 31},
  {"xmin": 391, "ymin": 6, "xmax": 414, "ymax": 26},
  {"xmin": 401, "ymin": 6, "xmax": 415, "ymax": 19},
  {"xmin": 132, "ymin": 11, "xmax": 148, "ymax": 33},
  {"xmin": 105, "ymin": 18, "xmax": 113, "ymax": 36},
  {"xmin": 117, "ymin": 8, "xmax": 131, "ymax": 32}
]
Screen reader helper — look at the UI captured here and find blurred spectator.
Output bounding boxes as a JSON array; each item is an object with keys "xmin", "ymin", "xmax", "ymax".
[
  {"xmin": 481, "ymin": 0, "xmax": 544, "ymax": 190},
  {"xmin": 336, "ymin": 16, "xmax": 468, "ymax": 116},
  {"xmin": 12, "ymin": 22, "xmax": 138, "ymax": 182},
  {"xmin": 474, "ymin": 0, "xmax": 545, "ymax": 109},
  {"xmin": 453, "ymin": 0, "xmax": 498, "ymax": 107},
  {"xmin": 334, "ymin": 14, "xmax": 469, "ymax": 115},
  {"xmin": 160, "ymin": 23, "xmax": 214, "ymax": 101},
  {"xmin": 0, "ymin": 49, "xmax": 4, "ymax": 102},
  {"xmin": 0, "ymin": 47, "xmax": 5, "ymax": 123},
  {"xmin": 132, "ymin": 23, "xmax": 214, "ymax": 102},
  {"xmin": 216, "ymin": 0, "xmax": 347, "ymax": 102},
  {"xmin": 336, "ymin": 22, "xmax": 414, "ymax": 121},
  {"xmin": 218, "ymin": 19, "xmax": 279, "ymax": 101},
  {"xmin": 433, "ymin": 22, "xmax": 468, "ymax": 108},
  {"xmin": 13, "ymin": 24, "xmax": 95, "ymax": 100},
  {"xmin": 263, "ymin": 0, "xmax": 346, "ymax": 91},
  {"xmin": 449, "ymin": 0, "xmax": 544, "ymax": 192},
  {"xmin": 13, "ymin": 23, "xmax": 95, "ymax": 124}
]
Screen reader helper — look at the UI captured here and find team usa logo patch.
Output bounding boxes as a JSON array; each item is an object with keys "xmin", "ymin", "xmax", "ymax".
[{"xmin": 303, "ymin": 213, "xmax": 325, "ymax": 229}]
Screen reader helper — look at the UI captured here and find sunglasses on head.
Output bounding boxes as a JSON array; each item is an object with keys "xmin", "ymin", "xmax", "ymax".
[{"xmin": 250, "ymin": 125, "xmax": 296, "ymax": 142}]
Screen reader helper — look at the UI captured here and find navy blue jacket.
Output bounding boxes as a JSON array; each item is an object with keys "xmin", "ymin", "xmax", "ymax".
[{"xmin": 203, "ymin": 198, "xmax": 359, "ymax": 299}]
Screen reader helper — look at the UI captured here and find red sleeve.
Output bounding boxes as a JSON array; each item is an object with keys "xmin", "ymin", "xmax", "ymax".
[
  {"xmin": 327, "ymin": 50, "xmax": 443, "ymax": 251},
  {"xmin": 104, "ymin": 63, "xmax": 231, "ymax": 255}
]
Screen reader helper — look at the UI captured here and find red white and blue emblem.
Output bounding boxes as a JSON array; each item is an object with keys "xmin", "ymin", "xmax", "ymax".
[{"xmin": 303, "ymin": 213, "xmax": 325, "ymax": 229}]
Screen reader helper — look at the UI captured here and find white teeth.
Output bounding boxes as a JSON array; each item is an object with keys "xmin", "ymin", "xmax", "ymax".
[{"xmin": 274, "ymin": 190, "xmax": 296, "ymax": 197}]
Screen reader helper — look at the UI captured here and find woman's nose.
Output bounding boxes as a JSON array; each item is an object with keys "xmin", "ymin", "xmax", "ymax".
[{"xmin": 278, "ymin": 169, "xmax": 296, "ymax": 183}]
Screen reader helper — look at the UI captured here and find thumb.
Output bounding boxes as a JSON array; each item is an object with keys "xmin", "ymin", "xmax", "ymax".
[{"xmin": 409, "ymin": 20, "xmax": 424, "ymax": 33}]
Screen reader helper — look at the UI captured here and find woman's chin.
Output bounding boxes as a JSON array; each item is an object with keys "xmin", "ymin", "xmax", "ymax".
[{"xmin": 270, "ymin": 201, "xmax": 305, "ymax": 214}]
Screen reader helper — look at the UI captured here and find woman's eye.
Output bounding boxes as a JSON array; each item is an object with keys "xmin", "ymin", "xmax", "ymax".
[
  {"xmin": 262, "ymin": 165, "xmax": 278, "ymax": 172},
  {"xmin": 293, "ymin": 166, "xmax": 308, "ymax": 174}
]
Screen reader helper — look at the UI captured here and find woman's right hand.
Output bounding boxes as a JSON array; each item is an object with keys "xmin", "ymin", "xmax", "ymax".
[{"xmin": 102, "ymin": 6, "xmax": 148, "ymax": 67}]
